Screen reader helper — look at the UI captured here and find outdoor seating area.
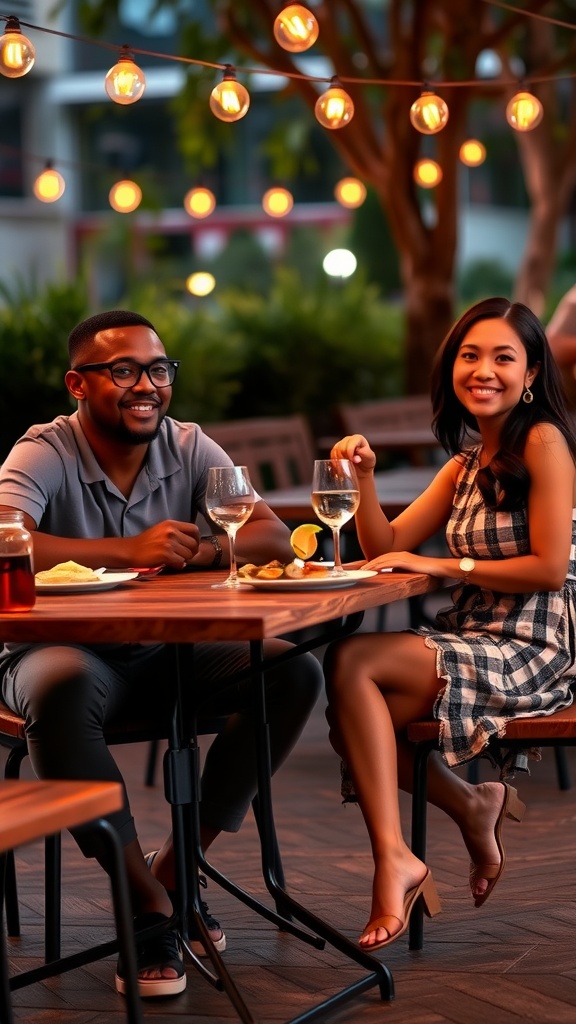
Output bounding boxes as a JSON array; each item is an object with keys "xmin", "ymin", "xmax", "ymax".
[{"xmin": 3, "ymin": 596, "xmax": 576, "ymax": 1024}]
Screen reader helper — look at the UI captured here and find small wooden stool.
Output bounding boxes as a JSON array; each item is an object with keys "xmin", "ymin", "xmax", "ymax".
[
  {"xmin": 0, "ymin": 779, "xmax": 142, "ymax": 1024},
  {"xmin": 407, "ymin": 705, "xmax": 576, "ymax": 950}
]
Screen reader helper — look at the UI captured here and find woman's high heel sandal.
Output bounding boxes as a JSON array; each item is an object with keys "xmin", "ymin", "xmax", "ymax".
[
  {"xmin": 470, "ymin": 782, "xmax": 526, "ymax": 908},
  {"xmin": 358, "ymin": 869, "xmax": 441, "ymax": 951}
]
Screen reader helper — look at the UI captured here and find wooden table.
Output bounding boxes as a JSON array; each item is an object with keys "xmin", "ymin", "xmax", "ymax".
[
  {"xmin": 0, "ymin": 570, "xmax": 440, "ymax": 1022},
  {"xmin": 262, "ymin": 465, "xmax": 438, "ymax": 523}
]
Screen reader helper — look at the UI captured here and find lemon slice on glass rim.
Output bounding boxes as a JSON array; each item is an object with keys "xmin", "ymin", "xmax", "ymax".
[{"xmin": 290, "ymin": 523, "xmax": 322, "ymax": 560}]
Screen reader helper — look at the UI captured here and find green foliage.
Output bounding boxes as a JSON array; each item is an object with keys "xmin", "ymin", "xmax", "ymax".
[
  {"xmin": 219, "ymin": 268, "xmax": 404, "ymax": 431},
  {"xmin": 0, "ymin": 276, "xmax": 87, "ymax": 458},
  {"xmin": 457, "ymin": 259, "xmax": 514, "ymax": 304}
]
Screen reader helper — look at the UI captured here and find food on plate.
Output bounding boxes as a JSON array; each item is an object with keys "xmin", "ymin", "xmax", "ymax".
[
  {"xmin": 290, "ymin": 523, "xmax": 322, "ymax": 560},
  {"xmin": 35, "ymin": 560, "xmax": 102, "ymax": 584},
  {"xmin": 238, "ymin": 559, "xmax": 329, "ymax": 581}
]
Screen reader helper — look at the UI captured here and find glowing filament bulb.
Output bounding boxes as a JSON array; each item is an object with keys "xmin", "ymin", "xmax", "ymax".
[
  {"xmin": 105, "ymin": 50, "xmax": 146, "ymax": 105},
  {"xmin": 506, "ymin": 90, "xmax": 543, "ymax": 132},
  {"xmin": 273, "ymin": 4, "xmax": 319, "ymax": 53},
  {"xmin": 414, "ymin": 159, "xmax": 442, "ymax": 188},
  {"xmin": 334, "ymin": 177, "xmax": 366, "ymax": 208},
  {"xmin": 109, "ymin": 179, "xmax": 142, "ymax": 213},
  {"xmin": 184, "ymin": 187, "xmax": 216, "ymax": 219},
  {"xmin": 210, "ymin": 68, "xmax": 250, "ymax": 122},
  {"xmin": 33, "ymin": 166, "xmax": 65, "ymax": 202},
  {"xmin": 0, "ymin": 16, "xmax": 35, "ymax": 78},
  {"xmin": 410, "ymin": 91, "xmax": 449, "ymax": 135},
  {"xmin": 262, "ymin": 187, "xmax": 294, "ymax": 217},
  {"xmin": 315, "ymin": 82, "xmax": 354, "ymax": 130}
]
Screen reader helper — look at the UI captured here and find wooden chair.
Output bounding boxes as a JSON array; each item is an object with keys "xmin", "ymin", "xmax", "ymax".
[
  {"xmin": 0, "ymin": 778, "xmax": 142, "ymax": 1024},
  {"xmin": 204, "ymin": 415, "xmax": 316, "ymax": 492},
  {"xmin": 336, "ymin": 396, "xmax": 439, "ymax": 466},
  {"xmin": 407, "ymin": 704, "xmax": 576, "ymax": 951}
]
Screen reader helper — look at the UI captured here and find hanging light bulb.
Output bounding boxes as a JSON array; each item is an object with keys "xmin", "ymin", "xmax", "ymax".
[
  {"xmin": 0, "ymin": 16, "xmax": 35, "ymax": 78},
  {"xmin": 459, "ymin": 139, "xmax": 486, "ymax": 167},
  {"xmin": 315, "ymin": 79, "xmax": 354, "ymax": 130},
  {"xmin": 33, "ymin": 164, "xmax": 65, "ymax": 203},
  {"xmin": 334, "ymin": 177, "xmax": 367, "ymax": 208},
  {"xmin": 414, "ymin": 159, "xmax": 442, "ymax": 188},
  {"xmin": 262, "ymin": 187, "xmax": 294, "ymax": 217},
  {"xmin": 210, "ymin": 67, "xmax": 250, "ymax": 123},
  {"xmin": 506, "ymin": 90, "xmax": 543, "ymax": 131},
  {"xmin": 273, "ymin": 4, "xmax": 319, "ymax": 53},
  {"xmin": 109, "ymin": 179, "xmax": 142, "ymax": 213},
  {"xmin": 410, "ymin": 90, "xmax": 449, "ymax": 134},
  {"xmin": 184, "ymin": 187, "xmax": 216, "ymax": 219},
  {"xmin": 104, "ymin": 47, "xmax": 146, "ymax": 105}
]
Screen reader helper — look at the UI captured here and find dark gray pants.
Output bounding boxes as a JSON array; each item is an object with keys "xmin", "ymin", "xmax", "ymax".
[{"xmin": 1, "ymin": 640, "xmax": 323, "ymax": 856}]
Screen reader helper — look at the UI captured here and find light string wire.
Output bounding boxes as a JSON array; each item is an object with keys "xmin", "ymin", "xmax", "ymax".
[{"xmin": 2, "ymin": 4, "xmax": 576, "ymax": 90}]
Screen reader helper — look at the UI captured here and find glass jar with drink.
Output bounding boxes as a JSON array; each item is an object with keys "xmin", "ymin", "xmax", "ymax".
[{"xmin": 0, "ymin": 510, "xmax": 36, "ymax": 612}]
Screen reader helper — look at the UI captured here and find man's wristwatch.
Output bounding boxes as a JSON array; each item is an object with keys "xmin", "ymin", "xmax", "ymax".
[
  {"xmin": 459, "ymin": 556, "xmax": 475, "ymax": 583},
  {"xmin": 204, "ymin": 534, "xmax": 223, "ymax": 568}
]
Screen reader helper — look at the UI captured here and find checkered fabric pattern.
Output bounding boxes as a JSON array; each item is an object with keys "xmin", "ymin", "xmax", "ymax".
[{"xmin": 418, "ymin": 445, "xmax": 576, "ymax": 775}]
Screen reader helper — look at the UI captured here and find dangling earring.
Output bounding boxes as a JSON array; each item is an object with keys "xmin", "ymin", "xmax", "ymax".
[{"xmin": 522, "ymin": 385, "xmax": 534, "ymax": 404}]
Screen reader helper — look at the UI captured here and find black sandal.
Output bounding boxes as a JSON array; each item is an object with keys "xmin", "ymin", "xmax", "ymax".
[
  {"xmin": 115, "ymin": 911, "xmax": 186, "ymax": 998},
  {"xmin": 145, "ymin": 851, "xmax": 226, "ymax": 955}
]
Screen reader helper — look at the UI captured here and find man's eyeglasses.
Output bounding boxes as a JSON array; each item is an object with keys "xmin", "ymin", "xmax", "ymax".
[{"xmin": 72, "ymin": 359, "xmax": 180, "ymax": 389}]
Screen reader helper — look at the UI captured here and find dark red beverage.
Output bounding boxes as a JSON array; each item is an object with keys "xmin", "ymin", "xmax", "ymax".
[{"xmin": 0, "ymin": 555, "xmax": 36, "ymax": 612}]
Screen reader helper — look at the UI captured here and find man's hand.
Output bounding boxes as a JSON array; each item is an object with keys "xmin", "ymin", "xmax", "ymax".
[{"xmin": 128, "ymin": 520, "xmax": 201, "ymax": 569}]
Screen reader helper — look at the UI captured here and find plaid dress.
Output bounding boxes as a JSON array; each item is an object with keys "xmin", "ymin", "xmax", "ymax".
[{"xmin": 418, "ymin": 444, "xmax": 576, "ymax": 775}]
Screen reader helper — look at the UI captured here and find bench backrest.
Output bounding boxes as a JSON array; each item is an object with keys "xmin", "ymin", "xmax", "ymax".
[{"xmin": 338, "ymin": 396, "xmax": 433, "ymax": 435}]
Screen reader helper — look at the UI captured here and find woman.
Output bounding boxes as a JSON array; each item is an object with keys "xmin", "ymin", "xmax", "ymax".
[{"xmin": 326, "ymin": 297, "xmax": 576, "ymax": 952}]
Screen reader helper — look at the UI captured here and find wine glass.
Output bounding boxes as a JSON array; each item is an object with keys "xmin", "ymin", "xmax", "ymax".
[
  {"xmin": 205, "ymin": 466, "xmax": 255, "ymax": 589},
  {"xmin": 311, "ymin": 459, "xmax": 360, "ymax": 576}
]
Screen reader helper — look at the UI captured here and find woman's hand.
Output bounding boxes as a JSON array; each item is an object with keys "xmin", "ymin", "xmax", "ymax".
[
  {"xmin": 364, "ymin": 550, "xmax": 442, "ymax": 576},
  {"xmin": 330, "ymin": 434, "xmax": 376, "ymax": 477}
]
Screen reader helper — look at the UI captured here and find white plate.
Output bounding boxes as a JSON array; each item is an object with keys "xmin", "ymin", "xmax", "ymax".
[
  {"xmin": 238, "ymin": 569, "xmax": 377, "ymax": 592},
  {"xmin": 35, "ymin": 572, "xmax": 139, "ymax": 594}
]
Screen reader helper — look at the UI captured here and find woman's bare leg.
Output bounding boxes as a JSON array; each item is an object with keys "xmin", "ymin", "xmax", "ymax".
[{"xmin": 325, "ymin": 632, "xmax": 516, "ymax": 942}]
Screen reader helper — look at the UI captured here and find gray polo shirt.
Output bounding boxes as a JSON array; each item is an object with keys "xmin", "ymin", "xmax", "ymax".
[{"xmin": 0, "ymin": 412, "xmax": 233, "ymax": 537}]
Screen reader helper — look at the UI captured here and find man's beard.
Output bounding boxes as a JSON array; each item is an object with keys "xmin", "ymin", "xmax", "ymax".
[{"xmin": 114, "ymin": 410, "xmax": 166, "ymax": 445}]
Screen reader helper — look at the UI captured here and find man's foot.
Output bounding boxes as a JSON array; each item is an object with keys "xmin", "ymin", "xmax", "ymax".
[
  {"xmin": 145, "ymin": 851, "xmax": 226, "ymax": 954},
  {"xmin": 115, "ymin": 911, "xmax": 186, "ymax": 998}
]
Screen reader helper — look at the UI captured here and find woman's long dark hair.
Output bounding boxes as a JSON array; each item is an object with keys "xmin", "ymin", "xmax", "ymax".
[{"xmin": 431, "ymin": 297, "xmax": 576, "ymax": 510}]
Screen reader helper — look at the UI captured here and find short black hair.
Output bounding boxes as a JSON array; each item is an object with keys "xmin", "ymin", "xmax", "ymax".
[{"xmin": 68, "ymin": 310, "xmax": 157, "ymax": 366}]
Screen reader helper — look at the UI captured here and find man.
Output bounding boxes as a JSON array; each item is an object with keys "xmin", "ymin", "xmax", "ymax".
[{"xmin": 0, "ymin": 310, "xmax": 323, "ymax": 998}]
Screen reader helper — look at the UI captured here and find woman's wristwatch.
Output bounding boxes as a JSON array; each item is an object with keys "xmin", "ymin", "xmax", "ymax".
[
  {"xmin": 459, "ymin": 556, "xmax": 475, "ymax": 583},
  {"xmin": 203, "ymin": 534, "xmax": 223, "ymax": 568}
]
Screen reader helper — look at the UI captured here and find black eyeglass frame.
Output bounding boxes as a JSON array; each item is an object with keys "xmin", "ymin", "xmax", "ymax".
[{"xmin": 71, "ymin": 358, "xmax": 180, "ymax": 388}]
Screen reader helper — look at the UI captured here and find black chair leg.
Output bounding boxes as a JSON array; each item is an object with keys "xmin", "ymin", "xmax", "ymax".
[
  {"xmin": 144, "ymin": 738, "xmax": 160, "ymax": 787},
  {"xmin": 554, "ymin": 745, "xmax": 571, "ymax": 791}
]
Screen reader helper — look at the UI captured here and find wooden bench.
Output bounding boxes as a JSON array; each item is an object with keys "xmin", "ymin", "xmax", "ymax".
[
  {"xmin": 204, "ymin": 415, "xmax": 316, "ymax": 491},
  {"xmin": 0, "ymin": 779, "xmax": 142, "ymax": 1024},
  {"xmin": 320, "ymin": 396, "xmax": 440, "ymax": 465},
  {"xmin": 407, "ymin": 704, "xmax": 576, "ymax": 951}
]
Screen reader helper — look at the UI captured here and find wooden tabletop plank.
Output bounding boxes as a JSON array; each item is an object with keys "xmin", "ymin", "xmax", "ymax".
[
  {"xmin": 0, "ymin": 780, "xmax": 123, "ymax": 853},
  {"xmin": 0, "ymin": 572, "xmax": 441, "ymax": 644}
]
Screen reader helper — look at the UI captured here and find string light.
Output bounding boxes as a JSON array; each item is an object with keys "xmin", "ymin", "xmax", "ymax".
[
  {"xmin": 209, "ymin": 67, "xmax": 250, "ymax": 122},
  {"xmin": 0, "ymin": 16, "xmax": 35, "ymax": 78},
  {"xmin": 414, "ymin": 159, "xmax": 443, "ymax": 187},
  {"xmin": 315, "ymin": 79, "xmax": 354, "ymax": 129},
  {"xmin": 33, "ymin": 163, "xmax": 65, "ymax": 202},
  {"xmin": 506, "ymin": 90, "xmax": 543, "ymax": 131},
  {"xmin": 334, "ymin": 177, "xmax": 367, "ymax": 208},
  {"xmin": 459, "ymin": 139, "xmax": 487, "ymax": 166},
  {"xmin": 273, "ymin": 4, "xmax": 319, "ymax": 53},
  {"xmin": 109, "ymin": 179, "xmax": 142, "ymax": 212},
  {"xmin": 410, "ymin": 90, "xmax": 449, "ymax": 134},
  {"xmin": 184, "ymin": 187, "xmax": 216, "ymax": 218},
  {"xmin": 186, "ymin": 272, "xmax": 216, "ymax": 296},
  {"xmin": 262, "ymin": 186, "xmax": 294, "ymax": 217},
  {"xmin": 104, "ymin": 47, "xmax": 146, "ymax": 105}
]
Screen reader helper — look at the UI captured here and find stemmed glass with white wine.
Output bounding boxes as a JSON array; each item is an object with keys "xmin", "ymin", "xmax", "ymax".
[
  {"xmin": 311, "ymin": 459, "xmax": 360, "ymax": 576},
  {"xmin": 205, "ymin": 466, "xmax": 255, "ymax": 589}
]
